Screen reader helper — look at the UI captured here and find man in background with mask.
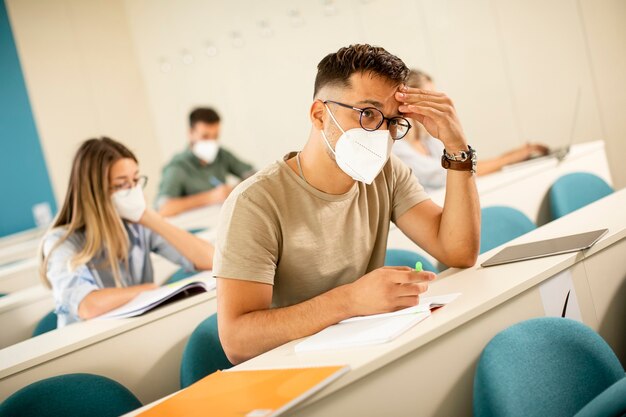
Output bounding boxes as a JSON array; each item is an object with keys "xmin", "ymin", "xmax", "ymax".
[
  {"xmin": 156, "ymin": 107, "xmax": 255, "ymax": 217},
  {"xmin": 214, "ymin": 44, "xmax": 480, "ymax": 365}
]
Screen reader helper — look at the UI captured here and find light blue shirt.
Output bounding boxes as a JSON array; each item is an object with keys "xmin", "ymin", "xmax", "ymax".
[
  {"xmin": 392, "ymin": 136, "xmax": 447, "ymax": 193},
  {"xmin": 42, "ymin": 222, "xmax": 195, "ymax": 327}
]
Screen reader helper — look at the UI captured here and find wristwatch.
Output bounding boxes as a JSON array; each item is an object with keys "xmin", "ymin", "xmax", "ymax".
[{"xmin": 441, "ymin": 145, "xmax": 477, "ymax": 174}]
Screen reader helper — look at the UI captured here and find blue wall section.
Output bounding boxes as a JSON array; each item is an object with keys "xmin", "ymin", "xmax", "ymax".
[{"xmin": 0, "ymin": 0, "xmax": 57, "ymax": 237}]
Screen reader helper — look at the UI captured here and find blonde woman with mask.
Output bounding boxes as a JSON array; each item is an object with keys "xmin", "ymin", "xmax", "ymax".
[{"xmin": 40, "ymin": 137, "xmax": 214, "ymax": 327}]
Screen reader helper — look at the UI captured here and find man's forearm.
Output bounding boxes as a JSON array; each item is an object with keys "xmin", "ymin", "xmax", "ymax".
[
  {"xmin": 439, "ymin": 169, "xmax": 481, "ymax": 266},
  {"xmin": 219, "ymin": 284, "xmax": 353, "ymax": 364}
]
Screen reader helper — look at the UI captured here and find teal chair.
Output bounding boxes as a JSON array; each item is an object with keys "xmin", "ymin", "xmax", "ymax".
[
  {"xmin": 480, "ymin": 206, "xmax": 536, "ymax": 254},
  {"xmin": 32, "ymin": 310, "xmax": 57, "ymax": 337},
  {"xmin": 384, "ymin": 249, "xmax": 438, "ymax": 273},
  {"xmin": 549, "ymin": 172, "xmax": 613, "ymax": 220},
  {"xmin": 180, "ymin": 314, "xmax": 233, "ymax": 388},
  {"xmin": 474, "ymin": 318, "xmax": 626, "ymax": 417},
  {"xmin": 0, "ymin": 373, "xmax": 142, "ymax": 417},
  {"xmin": 187, "ymin": 227, "xmax": 207, "ymax": 235},
  {"xmin": 164, "ymin": 267, "xmax": 197, "ymax": 284},
  {"xmin": 0, "ymin": 293, "xmax": 6, "ymax": 298}
]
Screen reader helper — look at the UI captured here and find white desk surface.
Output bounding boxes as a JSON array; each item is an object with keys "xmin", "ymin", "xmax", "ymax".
[
  {"xmin": 165, "ymin": 204, "xmax": 222, "ymax": 231},
  {"xmin": 0, "ymin": 290, "xmax": 216, "ymax": 380},
  {"xmin": 0, "ymin": 258, "xmax": 39, "ymax": 294},
  {"xmin": 427, "ymin": 140, "xmax": 610, "ymax": 218},
  {"xmin": 218, "ymin": 189, "xmax": 626, "ymax": 410},
  {"xmin": 0, "ymin": 285, "xmax": 50, "ymax": 316},
  {"xmin": 388, "ymin": 139, "xmax": 611, "ymax": 267},
  {"xmin": 0, "ymin": 229, "xmax": 45, "ymax": 267},
  {"xmin": 0, "ymin": 285, "xmax": 53, "ymax": 349}
]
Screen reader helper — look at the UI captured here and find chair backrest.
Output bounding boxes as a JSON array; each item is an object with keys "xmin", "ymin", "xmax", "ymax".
[
  {"xmin": 0, "ymin": 373, "xmax": 142, "ymax": 417},
  {"xmin": 32, "ymin": 310, "xmax": 57, "ymax": 337},
  {"xmin": 384, "ymin": 249, "xmax": 438, "ymax": 273},
  {"xmin": 187, "ymin": 227, "xmax": 207, "ymax": 235},
  {"xmin": 180, "ymin": 313, "xmax": 233, "ymax": 388},
  {"xmin": 474, "ymin": 317, "xmax": 625, "ymax": 417},
  {"xmin": 549, "ymin": 172, "xmax": 613, "ymax": 220},
  {"xmin": 480, "ymin": 206, "xmax": 536, "ymax": 254},
  {"xmin": 164, "ymin": 267, "xmax": 197, "ymax": 285},
  {"xmin": 574, "ymin": 376, "xmax": 626, "ymax": 417}
]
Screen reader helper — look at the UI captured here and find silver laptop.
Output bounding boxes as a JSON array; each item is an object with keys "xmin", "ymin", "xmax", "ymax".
[{"xmin": 481, "ymin": 228, "xmax": 607, "ymax": 267}]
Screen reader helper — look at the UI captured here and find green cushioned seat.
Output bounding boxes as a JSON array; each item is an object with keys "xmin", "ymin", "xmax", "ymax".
[
  {"xmin": 474, "ymin": 317, "xmax": 626, "ymax": 417},
  {"xmin": 549, "ymin": 172, "xmax": 613, "ymax": 220},
  {"xmin": 180, "ymin": 313, "xmax": 233, "ymax": 388},
  {"xmin": 0, "ymin": 373, "xmax": 142, "ymax": 417},
  {"xmin": 32, "ymin": 310, "xmax": 57, "ymax": 337},
  {"xmin": 480, "ymin": 206, "xmax": 536, "ymax": 254}
]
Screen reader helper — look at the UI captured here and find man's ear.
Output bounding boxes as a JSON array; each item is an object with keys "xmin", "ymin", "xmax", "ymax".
[{"xmin": 310, "ymin": 99, "xmax": 325, "ymax": 130}]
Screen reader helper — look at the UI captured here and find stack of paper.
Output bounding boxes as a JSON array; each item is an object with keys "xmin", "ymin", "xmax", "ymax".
[
  {"xmin": 295, "ymin": 293, "xmax": 461, "ymax": 353},
  {"xmin": 99, "ymin": 272, "xmax": 216, "ymax": 319}
]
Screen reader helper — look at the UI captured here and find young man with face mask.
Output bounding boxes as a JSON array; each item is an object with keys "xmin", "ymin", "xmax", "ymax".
[
  {"xmin": 214, "ymin": 44, "xmax": 481, "ymax": 365},
  {"xmin": 156, "ymin": 107, "xmax": 256, "ymax": 217}
]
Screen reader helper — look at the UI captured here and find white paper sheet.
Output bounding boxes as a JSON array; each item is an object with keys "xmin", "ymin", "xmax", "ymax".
[
  {"xmin": 295, "ymin": 311, "xmax": 431, "ymax": 353},
  {"xmin": 340, "ymin": 292, "xmax": 461, "ymax": 324}
]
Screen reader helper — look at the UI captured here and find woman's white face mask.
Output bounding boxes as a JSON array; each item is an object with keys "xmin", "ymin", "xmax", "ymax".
[
  {"xmin": 320, "ymin": 103, "xmax": 393, "ymax": 184},
  {"xmin": 112, "ymin": 185, "xmax": 146, "ymax": 222}
]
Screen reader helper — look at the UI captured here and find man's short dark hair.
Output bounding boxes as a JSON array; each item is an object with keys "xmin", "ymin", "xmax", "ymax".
[
  {"xmin": 313, "ymin": 44, "xmax": 409, "ymax": 98},
  {"xmin": 189, "ymin": 107, "xmax": 221, "ymax": 128}
]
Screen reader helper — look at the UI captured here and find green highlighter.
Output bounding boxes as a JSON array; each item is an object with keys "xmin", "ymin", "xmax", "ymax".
[{"xmin": 415, "ymin": 261, "xmax": 423, "ymax": 272}]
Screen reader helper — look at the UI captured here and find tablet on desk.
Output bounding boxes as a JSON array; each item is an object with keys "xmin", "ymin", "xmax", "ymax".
[{"xmin": 481, "ymin": 229, "xmax": 608, "ymax": 267}]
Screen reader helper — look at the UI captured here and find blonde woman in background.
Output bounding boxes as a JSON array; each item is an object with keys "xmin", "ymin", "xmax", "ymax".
[
  {"xmin": 40, "ymin": 137, "xmax": 214, "ymax": 327},
  {"xmin": 392, "ymin": 69, "xmax": 550, "ymax": 192}
]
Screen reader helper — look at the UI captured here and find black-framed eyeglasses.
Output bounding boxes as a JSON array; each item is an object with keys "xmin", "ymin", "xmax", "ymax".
[
  {"xmin": 110, "ymin": 175, "xmax": 148, "ymax": 195},
  {"xmin": 324, "ymin": 100, "xmax": 412, "ymax": 140}
]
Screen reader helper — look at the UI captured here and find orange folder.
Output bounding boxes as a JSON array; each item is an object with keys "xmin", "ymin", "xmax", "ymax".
[{"xmin": 139, "ymin": 366, "xmax": 349, "ymax": 417}]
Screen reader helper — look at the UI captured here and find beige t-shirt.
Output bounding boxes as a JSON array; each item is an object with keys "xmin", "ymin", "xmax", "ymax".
[{"xmin": 213, "ymin": 152, "xmax": 430, "ymax": 308}]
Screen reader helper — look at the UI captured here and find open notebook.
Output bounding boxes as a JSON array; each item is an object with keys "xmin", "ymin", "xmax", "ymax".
[
  {"xmin": 295, "ymin": 293, "xmax": 460, "ymax": 353},
  {"xmin": 99, "ymin": 272, "xmax": 216, "ymax": 319},
  {"xmin": 138, "ymin": 366, "xmax": 349, "ymax": 417}
]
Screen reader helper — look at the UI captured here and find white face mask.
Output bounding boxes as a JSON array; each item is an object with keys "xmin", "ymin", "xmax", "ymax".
[
  {"xmin": 111, "ymin": 185, "xmax": 146, "ymax": 222},
  {"xmin": 321, "ymin": 104, "xmax": 393, "ymax": 184},
  {"xmin": 192, "ymin": 140, "xmax": 220, "ymax": 163}
]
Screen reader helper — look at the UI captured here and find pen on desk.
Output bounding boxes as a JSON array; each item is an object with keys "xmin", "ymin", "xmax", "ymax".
[
  {"xmin": 415, "ymin": 262, "xmax": 423, "ymax": 272},
  {"xmin": 209, "ymin": 176, "xmax": 222, "ymax": 187}
]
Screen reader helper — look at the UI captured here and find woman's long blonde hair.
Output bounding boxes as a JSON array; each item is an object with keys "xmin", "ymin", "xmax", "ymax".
[{"xmin": 40, "ymin": 137, "xmax": 137, "ymax": 288}]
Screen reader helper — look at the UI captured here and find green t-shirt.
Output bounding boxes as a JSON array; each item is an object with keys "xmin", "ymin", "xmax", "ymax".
[{"xmin": 157, "ymin": 147, "xmax": 254, "ymax": 204}]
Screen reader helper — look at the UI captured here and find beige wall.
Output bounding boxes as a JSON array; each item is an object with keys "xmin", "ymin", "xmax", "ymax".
[
  {"xmin": 122, "ymin": 0, "xmax": 626, "ymax": 187},
  {"xmin": 6, "ymin": 0, "xmax": 161, "ymax": 203},
  {"xmin": 578, "ymin": 0, "xmax": 626, "ymax": 189},
  {"xmin": 7, "ymin": 0, "xmax": 626, "ymax": 204}
]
